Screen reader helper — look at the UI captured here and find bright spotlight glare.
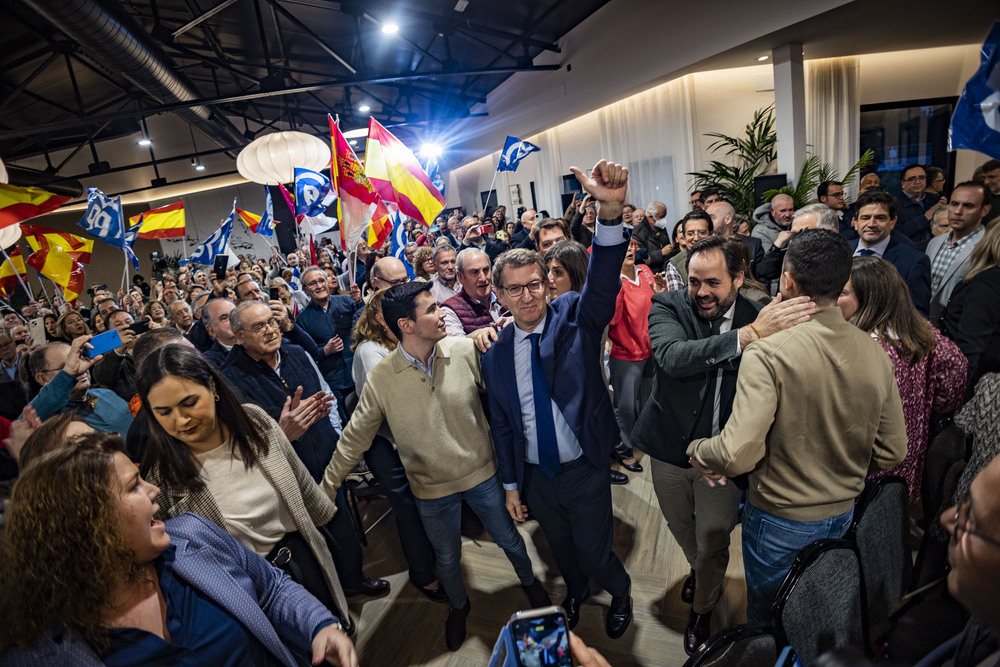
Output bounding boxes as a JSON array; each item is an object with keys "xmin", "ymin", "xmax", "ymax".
[
  {"xmin": 420, "ymin": 143, "xmax": 442, "ymax": 159},
  {"xmin": 381, "ymin": 22, "xmax": 399, "ymax": 34},
  {"xmin": 757, "ymin": 55, "xmax": 769, "ymax": 62},
  {"xmin": 194, "ymin": 163, "xmax": 206, "ymax": 171},
  {"xmin": 137, "ymin": 137, "xmax": 152, "ymax": 146},
  {"xmin": 358, "ymin": 104, "xmax": 371, "ymax": 113}
]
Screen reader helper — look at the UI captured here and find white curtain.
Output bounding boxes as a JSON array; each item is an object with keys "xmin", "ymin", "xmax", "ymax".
[
  {"xmin": 806, "ymin": 56, "xmax": 860, "ymax": 197},
  {"xmin": 530, "ymin": 128, "xmax": 565, "ymax": 218},
  {"xmin": 597, "ymin": 74, "xmax": 699, "ymax": 220}
]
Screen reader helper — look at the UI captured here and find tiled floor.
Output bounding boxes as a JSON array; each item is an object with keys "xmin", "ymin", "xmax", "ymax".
[{"xmin": 346, "ymin": 456, "xmax": 749, "ymax": 666}]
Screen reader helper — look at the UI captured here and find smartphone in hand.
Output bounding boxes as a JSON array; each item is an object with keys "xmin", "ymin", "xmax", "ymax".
[{"xmin": 85, "ymin": 329, "xmax": 123, "ymax": 358}]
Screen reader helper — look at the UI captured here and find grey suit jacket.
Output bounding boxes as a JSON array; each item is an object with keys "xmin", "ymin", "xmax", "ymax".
[
  {"xmin": 926, "ymin": 226, "xmax": 986, "ymax": 323},
  {"xmin": 144, "ymin": 404, "xmax": 348, "ymax": 620},
  {"xmin": 632, "ymin": 289, "xmax": 762, "ymax": 467}
]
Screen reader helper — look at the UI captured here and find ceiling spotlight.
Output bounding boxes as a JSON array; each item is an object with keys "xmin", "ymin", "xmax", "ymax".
[
  {"xmin": 350, "ymin": 139, "xmax": 358, "ymax": 146},
  {"xmin": 757, "ymin": 55, "xmax": 769, "ymax": 62},
  {"xmin": 192, "ymin": 158, "xmax": 206, "ymax": 171},
  {"xmin": 420, "ymin": 142, "xmax": 443, "ymax": 159},
  {"xmin": 358, "ymin": 104, "xmax": 371, "ymax": 113},
  {"xmin": 137, "ymin": 136, "xmax": 152, "ymax": 146},
  {"xmin": 381, "ymin": 22, "xmax": 399, "ymax": 34}
]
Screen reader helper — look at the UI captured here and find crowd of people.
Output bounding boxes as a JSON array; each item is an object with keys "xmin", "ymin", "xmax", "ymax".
[{"xmin": 0, "ymin": 156, "xmax": 998, "ymax": 666}]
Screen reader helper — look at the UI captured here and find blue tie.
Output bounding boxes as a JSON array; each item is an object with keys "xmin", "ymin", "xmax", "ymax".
[
  {"xmin": 859, "ymin": 248, "xmax": 875, "ymax": 256},
  {"xmin": 528, "ymin": 333, "xmax": 560, "ymax": 478}
]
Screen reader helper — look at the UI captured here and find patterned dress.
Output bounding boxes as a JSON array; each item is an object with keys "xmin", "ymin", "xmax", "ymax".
[{"xmin": 867, "ymin": 327, "xmax": 967, "ymax": 503}]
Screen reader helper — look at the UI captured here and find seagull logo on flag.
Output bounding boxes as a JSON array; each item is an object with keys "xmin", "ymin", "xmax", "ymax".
[
  {"xmin": 181, "ymin": 199, "xmax": 235, "ymax": 266},
  {"xmin": 295, "ymin": 168, "xmax": 336, "ymax": 218},
  {"xmin": 497, "ymin": 136, "xmax": 540, "ymax": 173}
]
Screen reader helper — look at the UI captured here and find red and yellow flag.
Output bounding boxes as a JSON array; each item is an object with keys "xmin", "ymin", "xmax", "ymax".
[
  {"xmin": 364, "ymin": 118, "xmax": 445, "ymax": 226},
  {"xmin": 330, "ymin": 115, "xmax": 380, "ymax": 251},
  {"xmin": 236, "ymin": 208, "xmax": 262, "ymax": 233},
  {"xmin": 22, "ymin": 225, "xmax": 94, "ymax": 265},
  {"xmin": 24, "ymin": 235, "xmax": 86, "ymax": 303},
  {"xmin": 129, "ymin": 201, "xmax": 185, "ymax": 238},
  {"xmin": 0, "ymin": 247, "xmax": 26, "ymax": 296},
  {"xmin": 0, "ymin": 183, "xmax": 71, "ymax": 229},
  {"xmin": 366, "ymin": 201, "xmax": 394, "ymax": 249}
]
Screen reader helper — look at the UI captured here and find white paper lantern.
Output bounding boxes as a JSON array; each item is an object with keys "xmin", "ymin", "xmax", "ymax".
[
  {"xmin": 0, "ymin": 157, "xmax": 7, "ymax": 184},
  {"xmin": 0, "ymin": 224, "xmax": 22, "ymax": 249},
  {"xmin": 236, "ymin": 131, "xmax": 331, "ymax": 185}
]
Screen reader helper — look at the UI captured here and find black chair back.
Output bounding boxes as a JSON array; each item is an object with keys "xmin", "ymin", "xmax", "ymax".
[
  {"xmin": 847, "ymin": 476, "xmax": 910, "ymax": 639},
  {"xmin": 682, "ymin": 624, "xmax": 787, "ymax": 667},
  {"xmin": 773, "ymin": 538, "xmax": 867, "ymax": 665}
]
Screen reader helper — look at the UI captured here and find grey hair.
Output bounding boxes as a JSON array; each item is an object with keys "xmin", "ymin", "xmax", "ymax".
[
  {"xmin": 645, "ymin": 201, "xmax": 666, "ymax": 219},
  {"xmin": 229, "ymin": 300, "xmax": 269, "ymax": 335},
  {"xmin": 492, "ymin": 248, "xmax": 547, "ymax": 291},
  {"xmin": 794, "ymin": 203, "xmax": 839, "ymax": 231},
  {"xmin": 203, "ymin": 298, "xmax": 235, "ymax": 328},
  {"xmin": 300, "ymin": 266, "xmax": 325, "ymax": 285},
  {"xmin": 456, "ymin": 247, "xmax": 488, "ymax": 273},
  {"xmin": 432, "ymin": 244, "xmax": 456, "ymax": 262}
]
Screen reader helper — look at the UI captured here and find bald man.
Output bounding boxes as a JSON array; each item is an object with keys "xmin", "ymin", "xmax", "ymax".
[
  {"xmin": 706, "ymin": 201, "xmax": 763, "ymax": 275},
  {"xmin": 751, "ymin": 193, "xmax": 795, "ymax": 249}
]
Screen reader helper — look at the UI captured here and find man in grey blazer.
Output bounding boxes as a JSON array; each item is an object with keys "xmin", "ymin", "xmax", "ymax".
[
  {"xmin": 926, "ymin": 182, "xmax": 993, "ymax": 323},
  {"xmin": 631, "ymin": 235, "xmax": 815, "ymax": 654}
]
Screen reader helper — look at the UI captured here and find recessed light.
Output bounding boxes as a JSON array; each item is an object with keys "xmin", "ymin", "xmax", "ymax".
[
  {"xmin": 381, "ymin": 23, "xmax": 399, "ymax": 34},
  {"xmin": 358, "ymin": 104, "xmax": 371, "ymax": 112},
  {"xmin": 757, "ymin": 55, "xmax": 769, "ymax": 62},
  {"xmin": 137, "ymin": 137, "xmax": 152, "ymax": 146}
]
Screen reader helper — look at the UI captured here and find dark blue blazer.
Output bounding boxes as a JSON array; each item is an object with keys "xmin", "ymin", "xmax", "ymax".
[
  {"xmin": 481, "ymin": 233, "xmax": 627, "ymax": 492},
  {"xmin": 850, "ymin": 237, "xmax": 931, "ymax": 316}
]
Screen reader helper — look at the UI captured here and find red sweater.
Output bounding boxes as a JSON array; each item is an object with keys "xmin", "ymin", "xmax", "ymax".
[{"xmin": 609, "ymin": 264, "xmax": 654, "ymax": 361}]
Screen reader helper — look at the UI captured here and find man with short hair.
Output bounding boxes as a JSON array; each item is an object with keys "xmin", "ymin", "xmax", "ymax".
[
  {"xmin": 818, "ymin": 180, "xmax": 853, "ymax": 237},
  {"xmin": 979, "ymin": 158, "xmax": 1000, "ymax": 225},
  {"xmin": 441, "ymin": 248, "xmax": 506, "ymax": 336},
  {"xmin": 751, "ymin": 193, "xmax": 795, "ymax": 249},
  {"xmin": 925, "ymin": 182, "xmax": 993, "ymax": 322},
  {"xmin": 896, "ymin": 164, "xmax": 948, "ymax": 242},
  {"xmin": 202, "ymin": 297, "xmax": 238, "ymax": 367},
  {"xmin": 756, "ymin": 203, "xmax": 840, "ymax": 283},
  {"xmin": 850, "ymin": 190, "xmax": 932, "ymax": 316},
  {"xmin": 429, "ymin": 245, "xmax": 460, "ymax": 304},
  {"xmin": 633, "ymin": 235, "xmax": 816, "ymax": 653},
  {"xmin": 482, "ymin": 160, "xmax": 633, "ymax": 640},
  {"xmin": 402, "ymin": 242, "xmax": 418, "ymax": 278},
  {"xmin": 670, "ymin": 211, "xmax": 713, "ymax": 283},
  {"xmin": 27, "ymin": 337, "xmax": 133, "ymax": 435},
  {"xmin": 706, "ymin": 200, "xmax": 764, "ymax": 274},
  {"xmin": 368, "ymin": 257, "xmax": 410, "ymax": 292},
  {"xmin": 531, "ymin": 218, "xmax": 570, "ymax": 255},
  {"xmin": 630, "ymin": 200, "xmax": 672, "ymax": 272},
  {"xmin": 320, "ymin": 281, "xmax": 550, "ymax": 651},
  {"xmin": 688, "ymin": 229, "xmax": 908, "ymax": 624},
  {"xmin": 690, "ymin": 191, "xmax": 704, "ymax": 210},
  {"xmin": 510, "ymin": 209, "xmax": 537, "ymax": 248},
  {"xmin": 701, "ymin": 189, "xmax": 722, "ymax": 207},
  {"xmin": 90, "ymin": 309, "xmax": 139, "ymax": 402}
]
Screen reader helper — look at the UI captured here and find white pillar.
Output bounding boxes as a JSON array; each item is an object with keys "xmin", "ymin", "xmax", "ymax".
[{"xmin": 772, "ymin": 43, "xmax": 806, "ymax": 186}]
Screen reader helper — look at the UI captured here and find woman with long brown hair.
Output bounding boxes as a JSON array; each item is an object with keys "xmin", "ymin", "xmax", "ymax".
[{"xmin": 839, "ymin": 255, "xmax": 967, "ymax": 501}]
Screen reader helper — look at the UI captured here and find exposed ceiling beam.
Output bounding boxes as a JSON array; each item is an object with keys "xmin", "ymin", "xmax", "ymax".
[{"xmin": 172, "ymin": 0, "xmax": 241, "ymax": 38}]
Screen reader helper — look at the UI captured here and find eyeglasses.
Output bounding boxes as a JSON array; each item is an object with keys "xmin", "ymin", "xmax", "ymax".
[
  {"xmin": 953, "ymin": 498, "xmax": 1000, "ymax": 549},
  {"xmin": 379, "ymin": 277, "xmax": 409, "ymax": 287},
  {"xmin": 248, "ymin": 318, "xmax": 280, "ymax": 334},
  {"xmin": 903, "ymin": 175, "xmax": 927, "ymax": 183},
  {"xmin": 503, "ymin": 280, "xmax": 545, "ymax": 297},
  {"xmin": 303, "ymin": 279, "xmax": 327, "ymax": 289},
  {"xmin": 826, "ymin": 192, "xmax": 845, "ymax": 198}
]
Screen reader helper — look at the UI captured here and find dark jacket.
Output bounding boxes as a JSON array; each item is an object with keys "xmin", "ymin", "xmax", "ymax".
[
  {"xmin": 90, "ymin": 350, "xmax": 136, "ymax": 402},
  {"xmin": 295, "ymin": 296, "xmax": 364, "ymax": 391},
  {"xmin": 632, "ymin": 289, "xmax": 762, "ymax": 467},
  {"xmin": 940, "ymin": 266, "xmax": 1000, "ymax": 396},
  {"xmin": 630, "ymin": 219, "xmax": 673, "ymax": 272},
  {"xmin": 221, "ymin": 342, "xmax": 339, "ymax": 481},
  {"xmin": 850, "ymin": 237, "xmax": 932, "ymax": 316},
  {"xmin": 203, "ymin": 340, "xmax": 232, "ymax": 368}
]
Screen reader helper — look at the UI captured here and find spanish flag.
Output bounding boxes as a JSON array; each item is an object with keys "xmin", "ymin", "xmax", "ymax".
[
  {"xmin": 330, "ymin": 115, "xmax": 380, "ymax": 251},
  {"xmin": 236, "ymin": 208, "xmax": 262, "ymax": 233},
  {"xmin": 366, "ymin": 201, "xmax": 394, "ymax": 250},
  {"xmin": 0, "ymin": 247, "xmax": 26, "ymax": 296},
  {"xmin": 129, "ymin": 201, "xmax": 185, "ymax": 238},
  {"xmin": 24, "ymin": 235, "xmax": 86, "ymax": 303},
  {"xmin": 22, "ymin": 225, "xmax": 94, "ymax": 265},
  {"xmin": 364, "ymin": 118, "xmax": 445, "ymax": 226},
  {"xmin": 0, "ymin": 183, "xmax": 71, "ymax": 229}
]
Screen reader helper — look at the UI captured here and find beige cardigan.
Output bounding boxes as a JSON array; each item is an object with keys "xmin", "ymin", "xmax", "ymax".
[
  {"xmin": 322, "ymin": 336, "xmax": 497, "ymax": 500},
  {"xmin": 146, "ymin": 404, "xmax": 349, "ymax": 620}
]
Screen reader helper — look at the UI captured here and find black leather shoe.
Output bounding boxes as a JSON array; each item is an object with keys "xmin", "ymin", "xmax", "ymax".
[
  {"xmin": 416, "ymin": 581, "xmax": 449, "ymax": 603},
  {"xmin": 609, "ymin": 469, "xmax": 629, "ymax": 485},
  {"xmin": 605, "ymin": 586, "xmax": 633, "ymax": 639},
  {"xmin": 344, "ymin": 576, "xmax": 390, "ymax": 597},
  {"xmin": 561, "ymin": 587, "xmax": 591, "ymax": 629},
  {"xmin": 681, "ymin": 569, "xmax": 696, "ymax": 604},
  {"xmin": 445, "ymin": 600, "xmax": 471, "ymax": 651},
  {"xmin": 620, "ymin": 459, "xmax": 644, "ymax": 473},
  {"xmin": 523, "ymin": 579, "xmax": 552, "ymax": 609},
  {"xmin": 684, "ymin": 609, "xmax": 712, "ymax": 655}
]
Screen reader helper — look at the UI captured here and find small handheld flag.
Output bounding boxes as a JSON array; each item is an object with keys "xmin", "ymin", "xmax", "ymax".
[
  {"xmin": 181, "ymin": 199, "xmax": 236, "ymax": 266},
  {"xmin": 497, "ymin": 136, "xmax": 540, "ymax": 173},
  {"xmin": 950, "ymin": 21, "xmax": 1000, "ymax": 159},
  {"xmin": 77, "ymin": 187, "xmax": 126, "ymax": 248},
  {"xmin": 294, "ymin": 168, "xmax": 336, "ymax": 217}
]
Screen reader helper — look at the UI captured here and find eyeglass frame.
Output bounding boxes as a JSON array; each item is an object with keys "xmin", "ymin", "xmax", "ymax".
[
  {"xmin": 502, "ymin": 279, "xmax": 545, "ymax": 297},
  {"xmin": 953, "ymin": 498, "xmax": 1000, "ymax": 549},
  {"xmin": 246, "ymin": 317, "xmax": 281, "ymax": 335},
  {"xmin": 902, "ymin": 175, "xmax": 927, "ymax": 183}
]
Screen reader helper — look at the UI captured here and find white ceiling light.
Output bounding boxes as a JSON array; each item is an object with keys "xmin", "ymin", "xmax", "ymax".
[
  {"xmin": 236, "ymin": 131, "xmax": 331, "ymax": 185},
  {"xmin": 137, "ymin": 136, "xmax": 152, "ymax": 146},
  {"xmin": 358, "ymin": 104, "xmax": 371, "ymax": 113},
  {"xmin": 758, "ymin": 55, "xmax": 769, "ymax": 62},
  {"xmin": 381, "ymin": 22, "xmax": 399, "ymax": 34}
]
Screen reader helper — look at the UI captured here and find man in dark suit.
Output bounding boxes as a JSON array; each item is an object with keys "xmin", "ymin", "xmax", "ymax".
[
  {"xmin": 850, "ymin": 189, "xmax": 932, "ymax": 316},
  {"xmin": 631, "ymin": 236, "xmax": 815, "ymax": 653},
  {"xmin": 896, "ymin": 164, "xmax": 948, "ymax": 243},
  {"xmin": 482, "ymin": 159, "xmax": 633, "ymax": 639}
]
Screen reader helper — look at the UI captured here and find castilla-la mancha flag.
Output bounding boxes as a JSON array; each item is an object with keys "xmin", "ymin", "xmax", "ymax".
[
  {"xmin": 329, "ymin": 115, "xmax": 380, "ymax": 251},
  {"xmin": 364, "ymin": 118, "xmax": 445, "ymax": 226}
]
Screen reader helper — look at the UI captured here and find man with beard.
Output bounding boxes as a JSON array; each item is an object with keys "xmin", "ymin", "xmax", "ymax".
[
  {"xmin": 632, "ymin": 235, "xmax": 815, "ymax": 653},
  {"xmin": 631, "ymin": 200, "xmax": 672, "ymax": 272},
  {"xmin": 687, "ymin": 230, "xmax": 906, "ymax": 626},
  {"xmin": 751, "ymin": 193, "xmax": 795, "ymax": 249}
]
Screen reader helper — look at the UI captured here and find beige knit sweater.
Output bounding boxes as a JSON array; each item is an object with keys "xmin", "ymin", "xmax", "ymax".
[{"xmin": 321, "ymin": 336, "xmax": 498, "ymax": 500}]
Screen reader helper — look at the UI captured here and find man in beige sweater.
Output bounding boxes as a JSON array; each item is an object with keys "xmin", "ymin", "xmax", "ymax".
[
  {"xmin": 320, "ymin": 280, "xmax": 549, "ymax": 652},
  {"xmin": 687, "ymin": 229, "xmax": 908, "ymax": 624}
]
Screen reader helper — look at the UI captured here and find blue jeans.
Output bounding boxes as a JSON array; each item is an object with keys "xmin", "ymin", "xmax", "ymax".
[
  {"xmin": 413, "ymin": 472, "xmax": 535, "ymax": 608},
  {"xmin": 742, "ymin": 500, "xmax": 854, "ymax": 624}
]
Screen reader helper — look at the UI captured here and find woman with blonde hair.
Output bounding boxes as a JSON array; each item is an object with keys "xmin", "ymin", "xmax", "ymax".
[
  {"xmin": 941, "ymin": 220, "xmax": 1000, "ymax": 394},
  {"xmin": 54, "ymin": 310, "xmax": 91, "ymax": 342},
  {"xmin": 839, "ymin": 256, "xmax": 966, "ymax": 501}
]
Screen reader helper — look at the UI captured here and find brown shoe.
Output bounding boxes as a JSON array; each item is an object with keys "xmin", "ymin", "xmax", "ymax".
[{"xmin": 684, "ymin": 609, "xmax": 712, "ymax": 655}]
